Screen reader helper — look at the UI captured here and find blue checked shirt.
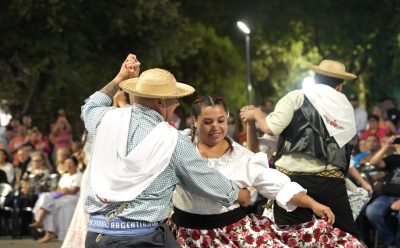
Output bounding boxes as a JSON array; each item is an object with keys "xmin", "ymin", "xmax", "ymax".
[{"xmin": 81, "ymin": 92, "xmax": 239, "ymax": 222}]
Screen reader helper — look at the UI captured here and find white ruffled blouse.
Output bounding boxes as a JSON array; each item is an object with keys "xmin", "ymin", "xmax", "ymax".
[{"xmin": 173, "ymin": 140, "xmax": 305, "ymax": 215}]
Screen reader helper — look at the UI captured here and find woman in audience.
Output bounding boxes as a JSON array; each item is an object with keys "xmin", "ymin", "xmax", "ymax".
[
  {"xmin": 24, "ymin": 127, "xmax": 51, "ymax": 155},
  {"xmin": 29, "ymin": 156, "xmax": 82, "ymax": 243},
  {"xmin": 19, "ymin": 151, "xmax": 52, "ymax": 198},
  {"xmin": 372, "ymin": 104, "xmax": 397, "ymax": 135},
  {"xmin": 359, "ymin": 114, "xmax": 389, "ymax": 143},
  {"xmin": 9, "ymin": 125, "xmax": 27, "ymax": 165},
  {"xmin": 50, "ymin": 113, "xmax": 72, "ymax": 161},
  {"xmin": 54, "ymin": 147, "xmax": 71, "ymax": 174},
  {"xmin": 170, "ymin": 96, "xmax": 364, "ymax": 247}
]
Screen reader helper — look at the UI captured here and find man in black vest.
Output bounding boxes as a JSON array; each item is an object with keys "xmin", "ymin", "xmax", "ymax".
[{"xmin": 240, "ymin": 60, "xmax": 359, "ymax": 237}]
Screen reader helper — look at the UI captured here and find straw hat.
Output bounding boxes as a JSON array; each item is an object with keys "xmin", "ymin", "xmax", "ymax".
[
  {"xmin": 120, "ymin": 68, "xmax": 195, "ymax": 98},
  {"xmin": 309, "ymin": 60, "xmax": 357, "ymax": 80}
]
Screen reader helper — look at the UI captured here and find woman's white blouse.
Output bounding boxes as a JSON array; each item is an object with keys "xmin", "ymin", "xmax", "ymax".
[
  {"xmin": 58, "ymin": 171, "xmax": 82, "ymax": 189},
  {"xmin": 173, "ymin": 141, "xmax": 305, "ymax": 215}
]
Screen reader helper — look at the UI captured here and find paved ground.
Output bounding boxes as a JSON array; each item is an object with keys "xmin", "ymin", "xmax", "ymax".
[{"xmin": 0, "ymin": 237, "xmax": 62, "ymax": 248}]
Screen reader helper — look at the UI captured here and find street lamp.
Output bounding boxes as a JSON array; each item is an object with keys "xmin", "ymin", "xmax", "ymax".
[{"xmin": 237, "ymin": 21, "xmax": 252, "ymax": 104}]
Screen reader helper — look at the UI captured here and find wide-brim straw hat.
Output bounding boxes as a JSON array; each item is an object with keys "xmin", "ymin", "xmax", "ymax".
[
  {"xmin": 309, "ymin": 60, "xmax": 357, "ymax": 80},
  {"xmin": 120, "ymin": 68, "xmax": 195, "ymax": 98}
]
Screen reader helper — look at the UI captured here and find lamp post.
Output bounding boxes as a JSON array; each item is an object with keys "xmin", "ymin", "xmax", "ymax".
[{"xmin": 237, "ymin": 21, "xmax": 252, "ymax": 104}]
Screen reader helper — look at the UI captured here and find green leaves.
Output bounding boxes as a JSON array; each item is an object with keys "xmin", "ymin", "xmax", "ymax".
[{"xmin": 0, "ymin": 0, "xmax": 399, "ymax": 132}]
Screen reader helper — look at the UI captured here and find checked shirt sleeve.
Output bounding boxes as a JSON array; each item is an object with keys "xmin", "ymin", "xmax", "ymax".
[
  {"xmin": 172, "ymin": 134, "xmax": 239, "ymax": 207},
  {"xmin": 81, "ymin": 91, "xmax": 114, "ymax": 135}
]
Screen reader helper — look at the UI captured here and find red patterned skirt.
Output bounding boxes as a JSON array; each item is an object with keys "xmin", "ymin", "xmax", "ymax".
[{"xmin": 169, "ymin": 214, "xmax": 364, "ymax": 248}]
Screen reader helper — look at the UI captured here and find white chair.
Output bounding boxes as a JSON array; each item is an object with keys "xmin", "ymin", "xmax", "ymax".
[
  {"xmin": 0, "ymin": 183, "xmax": 13, "ymax": 235},
  {"xmin": 0, "ymin": 183, "xmax": 12, "ymax": 208},
  {"xmin": 48, "ymin": 173, "xmax": 60, "ymax": 191}
]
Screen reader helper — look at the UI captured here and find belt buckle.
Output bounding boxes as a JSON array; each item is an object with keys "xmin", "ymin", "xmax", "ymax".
[{"xmin": 96, "ymin": 233, "xmax": 104, "ymax": 243}]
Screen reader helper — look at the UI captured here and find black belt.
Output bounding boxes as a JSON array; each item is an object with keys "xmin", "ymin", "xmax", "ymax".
[
  {"xmin": 277, "ymin": 167, "xmax": 344, "ymax": 178},
  {"xmin": 171, "ymin": 206, "xmax": 256, "ymax": 229}
]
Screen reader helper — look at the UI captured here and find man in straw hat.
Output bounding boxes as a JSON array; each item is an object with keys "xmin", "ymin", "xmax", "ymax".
[
  {"xmin": 81, "ymin": 54, "xmax": 251, "ymax": 247},
  {"xmin": 240, "ymin": 60, "xmax": 361, "ymax": 238}
]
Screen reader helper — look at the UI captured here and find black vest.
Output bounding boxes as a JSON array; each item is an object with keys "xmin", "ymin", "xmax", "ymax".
[{"xmin": 275, "ymin": 96, "xmax": 355, "ymax": 173}]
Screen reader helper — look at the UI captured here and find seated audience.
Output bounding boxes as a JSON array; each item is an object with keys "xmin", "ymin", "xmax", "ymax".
[
  {"xmin": 366, "ymin": 135, "xmax": 400, "ymax": 247},
  {"xmin": 359, "ymin": 114, "xmax": 389, "ymax": 143},
  {"xmin": 29, "ymin": 156, "xmax": 82, "ymax": 243},
  {"xmin": 372, "ymin": 104, "xmax": 397, "ymax": 135},
  {"xmin": 353, "ymin": 135, "xmax": 379, "ymax": 169}
]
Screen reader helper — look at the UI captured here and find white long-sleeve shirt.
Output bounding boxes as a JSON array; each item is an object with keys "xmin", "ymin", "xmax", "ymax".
[{"xmin": 173, "ymin": 140, "xmax": 305, "ymax": 215}]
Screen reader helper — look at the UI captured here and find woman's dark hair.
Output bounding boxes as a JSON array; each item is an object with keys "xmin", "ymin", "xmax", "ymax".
[
  {"xmin": 191, "ymin": 96, "xmax": 233, "ymax": 151},
  {"xmin": 368, "ymin": 114, "xmax": 380, "ymax": 122},
  {"xmin": 192, "ymin": 96, "xmax": 229, "ymax": 119},
  {"xmin": 314, "ymin": 73, "xmax": 344, "ymax": 88},
  {"xmin": 0, "ymin": 149, "xmax": 10, "ymax": 162}
]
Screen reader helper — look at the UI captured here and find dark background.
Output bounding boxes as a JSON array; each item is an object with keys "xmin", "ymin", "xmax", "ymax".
[{"xmin": 1, "ymin": 0, "xmax": 399, "ymax": 136}]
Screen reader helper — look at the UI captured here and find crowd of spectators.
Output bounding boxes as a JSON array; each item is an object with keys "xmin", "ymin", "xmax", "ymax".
[
  {"xmin": 0, "ymin": 94, "xmax": 399, "ymax": 246},
  {"xmin": 0, "ymin": 111, "xmax": 85, "ymax": 243}
]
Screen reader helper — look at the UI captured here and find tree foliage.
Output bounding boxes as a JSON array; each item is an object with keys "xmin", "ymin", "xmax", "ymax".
[
  {"xmin": 249, "ymin": 0, "xmax": 400, "ymax": 107},
  {"xmin": 0, "ymin": 0, "xmax": 238, "ymax": 133},
  {"xmin": 0, "ymin": 0, "xmax": 399, "ymax": 133}
]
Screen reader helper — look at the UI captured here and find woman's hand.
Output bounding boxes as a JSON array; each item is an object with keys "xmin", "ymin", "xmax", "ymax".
[
  {"xmin": 289, "ymin": 191, "xmax": 335, "ymax": 225},
  {"xmin": 237, "ymin": 188, "xmax": 251, "ymax": 207},
  {"xmin": 310, "ymin": 202, "xmax": 335, "ymax": 225},
  {"xmin": 240, "ymin": 105, "xmax": 257, "ymax": 122}
]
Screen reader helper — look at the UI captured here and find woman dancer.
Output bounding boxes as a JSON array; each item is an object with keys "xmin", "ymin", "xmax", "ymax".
[
  {"xmin": 61, "ymin": 133, "xmax": 92, "ymax": 248},
  {"xmin": 170, "ymin": 96, "xmax": 364, "ymax": 247}
]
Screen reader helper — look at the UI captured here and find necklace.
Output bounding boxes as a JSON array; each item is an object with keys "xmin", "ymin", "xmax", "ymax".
[{"xmin": 197, "ymin": 138, "xmax": 231, "ymax": 159}]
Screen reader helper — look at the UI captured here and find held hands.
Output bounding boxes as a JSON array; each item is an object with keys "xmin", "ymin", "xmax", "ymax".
[
  {"xmin": 115, "ymin": 53, "xmax": 141, "ymax": 83},
  {"xmin": 99, "ymin": 54, "xmax": 140, "ymax": 97},
  {"xmin": 240, "ymin": 106, "xmax": 261, "ymax": 123},
  {"xmin": 238, "ymin": 188, "xmax": 251, "ymax": 207}
]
